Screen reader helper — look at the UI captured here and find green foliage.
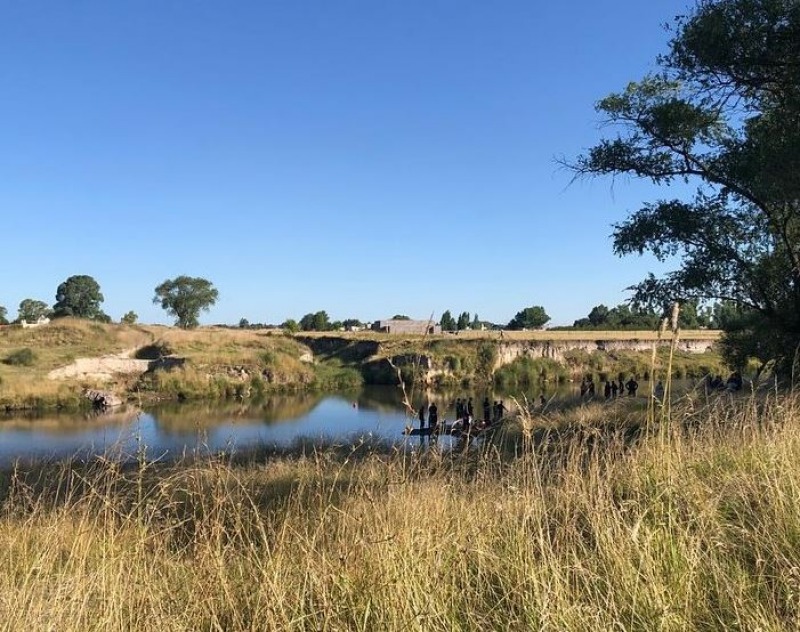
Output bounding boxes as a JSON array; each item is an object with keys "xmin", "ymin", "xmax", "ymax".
[
  {"xmin": 17, "ymin": 299, "xmax": 50, "ymax": 323},
  {"xmin": 121, "ymin": 311, "xmax": 138, "ymax": 325},
  {"xmin": 573, "ymin": 303, "xmax": 662, "ymax": 329},
  {"xmin": 457, "ymin": 311, "xmax": 471, "ymax": 331},
  {"xmin": 281, "ymin": 319, "xmax": 300, "ymax": 333},
  {"xmin": 391, "ymin": 314, "xmax": 411, "ymax": 320},
  {"xmin": 572, "ymin": 0, "xmax": 800, "ymax": 376},
  {"xmin": 3, "ymin": 348, "xmax": 37, "ymax": 366},
  {"xmin": 493, "ymin": 357, "xmax": 568, "ymax": 389},
  {"xmin": 153, "ymin": 276, "xmax": 219, "ymax": 329},
  {"xmin": 440, "ymin": 310, "xmax": 456, "ymax": 332},
  {"xmin": 299, "ymin": 311, "xmax": 330, "ymax": 332},
  {"xmin": 475, "ymin": 340, "xmax": 498, "ymax": 383},
  {"xmin": 52, "ymin": 275, "xmax": 105, "ymax": 320},
  {"xmin": 341, "ymin": 318, "xmax": 363, "ymax": 330},
  {"xmin": 507, "ymin": 306, "xmax": 550, "ymax": 330},
  {"xmin": 0, "ymin": 306, "xmax": 7, "ymax": 325}
]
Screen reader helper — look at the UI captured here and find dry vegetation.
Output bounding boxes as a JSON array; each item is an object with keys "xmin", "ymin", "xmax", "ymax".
[
  {"xmin": 0, "ymin": 319, "xmax": 154, "ymax": 408},
  {"xmin": 301, "ymin": 329, "xmax": 722, "ymax": 342},
  {"xmin": 0, "ymin": 390, "xmax": 798, "ymax": 630}
]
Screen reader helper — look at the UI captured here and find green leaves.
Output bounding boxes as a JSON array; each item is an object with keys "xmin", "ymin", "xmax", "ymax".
[
  {"xmin": 153, "ymin": 276, "xmax": 219, "ymax": 329},
  {"xmin": 507, "ymin": 306, "xmax": 550, "ymax": 330},
  {"xmin": 53, "ymin": 275, "xmax": 105, "ymax": 320},
  {"xmin": 572, "ymin": 0, "xmax": 800, "ymax": 375}
]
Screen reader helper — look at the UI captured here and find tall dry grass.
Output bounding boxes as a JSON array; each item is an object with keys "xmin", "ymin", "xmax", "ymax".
[{"xmin": 0, "ymin": 390, "xmax": 799, "ymax": 630}]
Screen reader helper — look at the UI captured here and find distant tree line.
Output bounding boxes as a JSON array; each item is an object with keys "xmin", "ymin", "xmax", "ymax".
[
  {"xmin": 565, "ymin": 301, "xmax": 716, "ymax": 331},
  {"xmin": 0, "ymin": 278, "xmax": 727, "ymax": 335}
]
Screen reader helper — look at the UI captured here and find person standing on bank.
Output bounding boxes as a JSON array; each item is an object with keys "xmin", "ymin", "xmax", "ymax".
[{"xmin": 418, "ymin": 403, "xmax": 427, "ymax": 430}]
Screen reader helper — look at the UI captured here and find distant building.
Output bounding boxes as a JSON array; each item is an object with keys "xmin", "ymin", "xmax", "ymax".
[{"xmin": 372, "ymin": 319, "xmax": 441, "ymax": 335}]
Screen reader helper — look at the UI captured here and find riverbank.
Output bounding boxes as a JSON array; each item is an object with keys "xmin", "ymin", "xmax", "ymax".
[
  {"xmin": 0, "ymin": 319, "xmax": 726, "ymax": 411},
  {"xmin": 0, "ymin": 390, "xmax": 796, "ymax": 630}
]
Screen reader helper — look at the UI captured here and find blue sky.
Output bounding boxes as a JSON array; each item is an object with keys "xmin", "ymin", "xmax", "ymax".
[{"xmin": 1, "ymin": 1, "xmax": 694, "ymax": 327}]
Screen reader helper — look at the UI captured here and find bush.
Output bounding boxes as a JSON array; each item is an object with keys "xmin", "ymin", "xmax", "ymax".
[{"xmin": 3, "ymin": 348, "xmax": 37, "ymax": 366}]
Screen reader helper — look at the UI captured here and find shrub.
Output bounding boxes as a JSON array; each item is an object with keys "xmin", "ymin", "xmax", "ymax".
[{"xmin": 3, "ymin": 348, "xmax": 37, "ymax": 366}]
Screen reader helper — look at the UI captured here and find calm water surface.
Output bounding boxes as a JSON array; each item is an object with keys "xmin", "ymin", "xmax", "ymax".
[{"xmin": 0, "ymin": 381, "xmax": 693, "ymax": 465}]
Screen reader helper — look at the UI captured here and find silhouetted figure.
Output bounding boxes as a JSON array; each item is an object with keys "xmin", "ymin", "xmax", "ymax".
[
  {"xmin": 626, "ymin": 377, "xmax": 639, "ymax": 397},
  {"xmin": 618, "ymin": 377, "xmax": 625, "ymax": 397},
  {"xmin": 604, "ymin": 380, "xmax": 612, "ymax": 399},
  {"xmin": 467, "ymin": 397, "xmax": 474, "ymax": 418},
  {"xmin": 611, "ymin": 381, "xmax": 618, "ymax": 397},
  {"xmin": 588, "ymin": 380, "xmax": 596, "ymax": 396},
  {"xmin": 418, "ymin": 404, "xmax": 427, "ymax": 430},
  {"xmin": 428, "ymin": 402, "xmax": 438, "ymax": 431},
  {"xmin": 539, "ymin": 394, "xmax": 546, "ymax": 407},
  {"xmin": 483, "ymin": 397, "xmax": 491, "ymax": 422},
  {"xmin": 455, "ymin": 398, "xmax": 463, "ymax": 420},
  {"xmin": 497, "ymin": 400, "xmax": 507, "ymax": 420},
  {"xmin": 580, "ymin": 378, "xmax": 588, "ymax": 397},
  {"xmin": 655, "ymin": 380, "xmax": 665, "ymax": 399}
]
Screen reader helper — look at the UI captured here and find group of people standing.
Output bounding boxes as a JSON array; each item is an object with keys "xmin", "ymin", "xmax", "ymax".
[
  {"xmin": 580, "ymin": 376, "xmax": 640, "ymax": 399},
  {"xmin": 417, "ymin": 395, "xmax": 509, "ymax": 432}
]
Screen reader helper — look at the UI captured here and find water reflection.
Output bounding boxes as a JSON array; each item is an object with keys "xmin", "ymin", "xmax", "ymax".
[{"xmin": 0, "ymin": 382, "xmax": 696, "ymax": 465}]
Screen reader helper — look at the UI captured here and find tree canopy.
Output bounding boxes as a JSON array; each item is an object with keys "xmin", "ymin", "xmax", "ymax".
[
  {"xmin": 18, "ymin": 299, "xmax": 50, "ymax": 323},
  {"xmin": 440, "ymin": 310, "xmax": 456, "ymax": 332},
  {"xmin": 572, "ymin": 0, "xmax": 800, "ymax": 375},
  {"xmin": 572, "ymin": 302, "xmax": 711, "ymax": 330},
  {"xmin": 153, "ymin": 276, "xmax": 218, "ymax": 329},
  {"xmin": 281, "ymin": 318, "xmax": 300, "ymax": 333},
  {"xmin": 299, "ymin": 311, "xmax": 330, "ymax": 332},
  {"xmin": 0, "ymin": 306, "xmax": 7, "ymax": 326},
  {"xmin": 53, "ymin": 275, "xmax": 105, "ymax": 320},
  {"xmin": 507, "ymin": 306, "xmax": 550, "ymax": 330}
]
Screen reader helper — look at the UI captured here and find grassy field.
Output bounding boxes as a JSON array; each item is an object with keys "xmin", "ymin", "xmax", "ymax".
[
  {"xmin": 0, "ymin": 320, "xmax": 724, "ymax": 409},
  {"xmin": 0, "ymin": 388, "xmax": 797, "ymax": 630},
  {"xmin": 0, "ymin": 319, "xmax": 153, "ymax": 408},
  {"xmin": 0, "ymin": 321, "xmax": 361, "ymax": 408}
]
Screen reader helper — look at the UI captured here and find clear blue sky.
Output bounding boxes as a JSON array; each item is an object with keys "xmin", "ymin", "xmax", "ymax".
[{"xmin": 1, "ymin": 1, "xmax": 694, "ymax": 327}]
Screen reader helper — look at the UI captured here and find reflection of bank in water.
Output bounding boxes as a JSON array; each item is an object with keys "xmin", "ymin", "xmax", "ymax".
[{"xmin": 0, "ymin": 404, "xmax": 142, "ymax": 436}]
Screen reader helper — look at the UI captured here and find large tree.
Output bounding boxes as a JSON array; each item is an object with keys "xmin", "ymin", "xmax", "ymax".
[
  {"xmin": 153, "ymin": 276, "xmax": 219, "ymax": 329},
  {"xmin": 507, "ymin": 306, "xmax": 550, "ymax": 330},
  {"xmin": 53, "ymin": 275, "xmax": 105, "ymax": 319},
  {"xmin": 17, "ymin": 299, "xmax": 50, "ymax": 323},
  {"xmin": 440, "ymin": 310, "xmax": 456, "ymax": 332},
  {"xmin": 0, "ymin": 306, "xmax": 7, "ymax": 325},
  {"xmin": 572, "ymin": 0, "xmax": 800, "ymax": 375}
]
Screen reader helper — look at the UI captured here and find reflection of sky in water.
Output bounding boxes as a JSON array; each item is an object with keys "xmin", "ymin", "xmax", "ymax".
[
  {"xmin": 0, "ymin": 381, "xmax": 611, "ymax": 465},
  {"xmin": 0, "ymin": 391, "xmax": 447, "ymax": 465}
]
